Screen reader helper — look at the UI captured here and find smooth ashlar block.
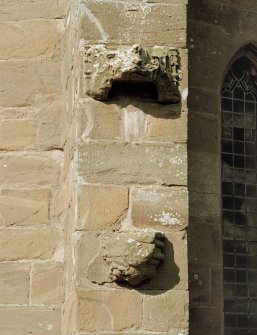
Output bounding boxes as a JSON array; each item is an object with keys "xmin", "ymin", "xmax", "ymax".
[
  {"xmin": 131, "ymin": 186, "xmax": 188, "ymax": 232},
  {"xmin": 78, "ymin": 142, "xmax": 187, "ymax": 186},
  {"xmin": 31, "ymin": 262, "xmax": 63, "ymax": 305},
  {"xmin": 77, "ymin": 184, "xmax": 128, "ymax": 230},
  {"xmin": 0, "ymin": 263, "xmax": 30, "ymax": 304},
  {"xmin": 0, "ymin": 188, "xmax": 50, "ymax": 226}
]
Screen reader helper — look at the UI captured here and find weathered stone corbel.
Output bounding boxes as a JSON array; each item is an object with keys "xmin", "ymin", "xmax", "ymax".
[
  {"xmin": 87, "ymin": 231, "xmax": 165, "ymax": 287},
  {"xmin": 83, "ymin": 44, "xmax": 181, "ymax": 103}
]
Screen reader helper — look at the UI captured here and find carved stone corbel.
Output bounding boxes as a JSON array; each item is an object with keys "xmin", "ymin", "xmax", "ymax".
[
  {"xmin": 87, "ymin": 231, "xmax": 165, "ymax": 287},
  {"xmin": 83, "ymin": 44, "xmax": 181, "ymax": 103}
]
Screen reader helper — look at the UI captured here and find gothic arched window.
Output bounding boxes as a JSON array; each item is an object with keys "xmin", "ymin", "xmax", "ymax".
[{"xmin": 222, "ymin": 52, "xmax": 257, "ymax": 334}]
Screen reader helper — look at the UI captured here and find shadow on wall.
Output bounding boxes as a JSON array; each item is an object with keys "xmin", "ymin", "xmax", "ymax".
[
  {"xmin": 187, "ymin": 0, "xmax": 224, "ymax": 334},
  {"xmin": 104, "ymin": 80, "xmax": 182, "ymax": 120}
]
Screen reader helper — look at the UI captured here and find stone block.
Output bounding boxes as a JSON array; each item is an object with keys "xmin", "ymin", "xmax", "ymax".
[
  {"xmin": 188, "ymin": 87, "xmax": 220, "ymax": 115},
  {"xmin": 188, "ymin": 223, "xmax": 222, "ymax": 265},
  {"xmin": 38, "ymin": 100, "xmax": 66, "ymax": 150},
  {"xmin": 0, "ymin": 59, "xmax": 60, "ymax": 107},
  {"xmin": 77, "ymin": 184, "xmax": 128, "ymax": 230},
  {"xmin": 189, "ymin": 0, "xmax": 240, "ymax": 33},
  {"xmin": 146, "ymin": 111, "xmax": 187, "ymax": 143},
  {"xmin": 0, "ymin": 106, "xmax": 36, "ymax": 119},
  {"xmin": 0, "ymin": 119, "xmax": 36, "ymax": 151},
  {"xmin": 62, "ymin": 293, "xmax": 77, "ymax": 335},
  {"xmin": 31, "ymin": 262, "xmax": 63, "ymax": 305},
  {"xmin": 78, "ymin": 142, "xmax": 187, "ymax": 186},
  {"xmin": 0, "ymin": 0, "xmax": 65, "ymax": 20},
  {"xmin": 0, "ymin": 188, "xmax": 50, "ymax": 226},
  {"xmin": 142, "ymin": 289, "xmax": 189, "ymax": 331},
  {"xmin": 189, "ymin": 111, "xmax": 218, "ymax": 153},
  {"xmin": 211, "ymin": 265, "xmax": 223, "ymax": 306},
  {"xmin": 83, "ymin": 45, "xmax": 180, "ymax": 103},
  {"xmin": 87, "ymin": 231, "xmax": 165, "ymax": 287},
  {"xmin": 0, "ymin": 228, "xmax": 58, "ymax": 261},
  {"xmin": 77, "ymin": 289, "xmax": 141, "ymax": 331},
  {"xmin": 189, "ymin": 191, "xmax": 220, "ymax": 224},
  {"xmin": 190, "ymin": 307, "xmax": 221, "ymax": 335},
  {"xmin": 0, "ymin": 20, "xmax": 60, "ymax": 60},
  {"xmin": 0, "ymin": 263, "xmax": 30, "ymax": 304},
  {"xmin": 121, "ymin": 104, "xmax": 147, "ymax": 142},
  {"xmin": 189, "ymin": 263, "xmax": 210, "ymax": 306},
  {"xmin": 0, "ymin": 152, "xmax": 61, "ymax": 187},
  {"xmin": 79, "ymin": 99, "xmax": 122, "ymax": 141},
  {"xmin": 131, "ymin": 186, "xmax": 188, "ymax": 232},
  {"xmin": 76, "ymin": 232, "xmax": 102, "ymax": 289},
  {"xmin": 0, "ymin": 307, "xmax": 61, "ymax": 335},
  {"xmin": 188, "ymin": 151, "xmax": 220, "ymax": 193},
  {"xmin": 80, "ymin": 2, "xmax": 186, "ymax": 47}
]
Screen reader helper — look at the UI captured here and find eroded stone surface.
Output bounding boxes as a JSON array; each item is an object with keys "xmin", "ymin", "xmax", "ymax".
[
  {"xmin": 87, "ymin": 231, "xmax": 165, "ymax": 286},
  {"xmin": 83, "ymin": 44, "xmax": 180, "ymax": 103}
]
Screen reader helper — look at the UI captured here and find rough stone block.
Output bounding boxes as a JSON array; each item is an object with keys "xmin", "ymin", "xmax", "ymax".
[
  {"xmin": 77, "ymin": 289, "xmax": 141, "ymax": 331},
  {"xmin": 79, "ymin": 99, "xmax": 122, "ymax": 141},
  {"xmin": 78, "ymin": 142, "xmax": 187, "ymax": 185},
  {"xmin": 87, "ymin": 231, "xmax": 165, "ymax": 287},
  {"xmin": 0, "ymin": 20, "xmax": 61, "ymax": 60},
  {"xmin": 83, "ymin": 45, "xmax": 180, "ymax": 103},
  {"xmin": 38, "ymin": 100, "xmax": 66, "ymax": 150},
  {"xmin": 80, "ymin": 2, "xmax": 186, "ymax": 47},
  {"xmin": 0, "ymin": 228, "xmax": 58, "ymax": 261},
  {"xmin": 131, "ymin": 186, "xmax": 188, "ymax": 232},
  {"xmin": 0, "ymin": 188, "xmax": 50, "ymax": 226},
  {"xmin": 77, "ymin": 184, "xmax": 128, "ymax": 230},
  {"xmin": 0, "ymin": 152, "xmax": 61, "ymax": 187},
  {"xmin": 0, "ymin": 119, "xmax": 36, "ymax": 150},
  {"xmin": 0, "ymin": 0, "xmax": 65, "ymax": 20},
  {"xmin": 0, "ymin": 263, "xmax": 30, "ymax": 304},
  {"xmin": 0, "ymin": 59, "xmax": 60, "ymax": 107},
  {"xmin": 31, "ymin": 262, "xmax": 63, "ymax": 305},
  {"xmin": 143, "ymin": 289, "xmax": 189, "ymax": 331},
  {"xmin": 0, "ymin": 307, "xmax": 61, "ymax": 335}
]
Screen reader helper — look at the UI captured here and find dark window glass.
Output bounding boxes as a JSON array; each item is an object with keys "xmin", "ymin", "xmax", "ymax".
[{"xmin": 222, "ymin": 57, "xmax": 257, "ymax": 334}]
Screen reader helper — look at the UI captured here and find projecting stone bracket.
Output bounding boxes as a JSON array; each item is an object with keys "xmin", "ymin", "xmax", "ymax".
[
  {"xmin": 87, "ymin": 231, "xmax": 165, "ymax": 287},
  {"xmin": 83, "ymin": 44, "xmax": 181, "ymax": 103}
]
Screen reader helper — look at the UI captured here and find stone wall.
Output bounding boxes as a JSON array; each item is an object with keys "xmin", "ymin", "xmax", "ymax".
[
  {"xmin": 188, "ymin": 1, "xmax": 257, "ymax": 334},
  {"xmin": 0, "ymin": 0, "xmax": 68, "ymax": 334},
  {"xmin": 62, "ymin": 1, "xmax": 189, "ymax": 334},
  {"xmin": 0, "ymin": 0, "xmax": 189, "ymax": 334}
]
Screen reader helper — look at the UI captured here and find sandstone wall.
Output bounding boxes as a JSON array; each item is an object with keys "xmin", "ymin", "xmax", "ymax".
[
  {"xmin": 0, "ymin": 0, "xmax": 69, "ymax": 334},
  {"xmin": 188, "ymin": 1, "xmax": 257, "ymax": 334},
  {"xmin": 0, "ymin": 0, "xmax": 189, "ymax": 334},
  {"xmin": 62, "ymin": 0, "xmax": 189, "ymax": 334}
]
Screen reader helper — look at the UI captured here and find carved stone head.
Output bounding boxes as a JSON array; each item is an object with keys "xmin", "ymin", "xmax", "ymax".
[{"xmin": 87, "ymin": 231, "xmax": 165, "ymax": 286}]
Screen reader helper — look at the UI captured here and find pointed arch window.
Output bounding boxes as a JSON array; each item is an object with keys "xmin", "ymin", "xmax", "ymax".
[{"xmin": 222, "ymin": 49, "xmax": 257, "ymax": 334}]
